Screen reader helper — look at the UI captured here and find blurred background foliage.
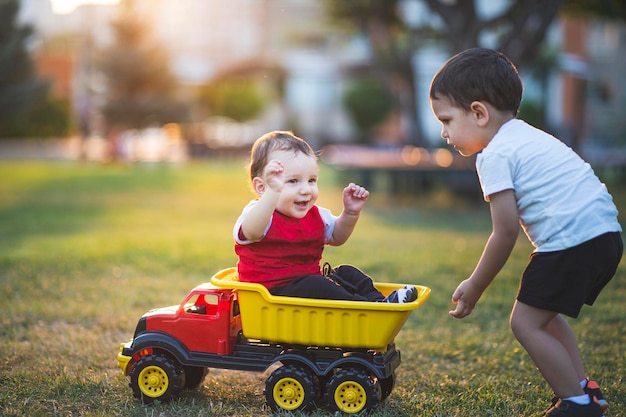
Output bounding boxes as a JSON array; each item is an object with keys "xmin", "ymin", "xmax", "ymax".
[
  {"xmin": 343, "ymin": 77, "xmax": 396, "ymax": 142},
  {"xmin": 1, "ymin": 0, "xmax": 626, "ymax": 150},
  {"xmin": 97, "ymin": 2, "xmax": 189, "ymax": 130},
  {"xmin": 0, "ymin": 0, "xmax": 69, "ymax": 138},
  {"xmin": 197, "ymin": 77, "xmax": 265, "ymax": 123},
  {"xmin": 0, "ymin": 95, "xmax": 72, "ymax": 138}
]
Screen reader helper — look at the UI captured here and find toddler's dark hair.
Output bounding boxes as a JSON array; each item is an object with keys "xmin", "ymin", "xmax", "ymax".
[
  {"xmin": 430, "ymin": 48, "xmax": 523, "ymax": 115},
  {"xmin": 247, "ymin": 131, "xmax": 316, "ymax": 181}
]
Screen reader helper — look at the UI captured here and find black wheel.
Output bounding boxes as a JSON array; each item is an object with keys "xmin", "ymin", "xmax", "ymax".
[
  {"xmin": 380, "ymin": 372, "xmax": 395, "ymax": 401},
  {"xmin": 184, "ymin": 366, "xmax": 208, "ymax": 389},
  {"xmin": 324, "ymin": 367, "xmax": 381, "ymax": 414},
  {"xmin": 264, "ymin": 364, "xmax": 318, "ymax": 412},
  {"xmin": 129, "ymin": 353, "xmax": 184, "ymax": 404}
]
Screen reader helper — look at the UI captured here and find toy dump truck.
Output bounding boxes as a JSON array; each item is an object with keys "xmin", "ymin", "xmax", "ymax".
[{"xmin": 117, "ymin": 268, "xmax": 431, "ymax": 414}]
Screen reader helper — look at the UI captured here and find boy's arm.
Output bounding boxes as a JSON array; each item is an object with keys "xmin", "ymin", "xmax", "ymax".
[
  {"xmin": 240, "ymin": 189, "xmax": 280, "ymax": 241},
  {"xmin": 328, "ymin": 183, "xmax": 369, "ymax": 246},
  {"xmin": 240, "ymin": 160, "xmax": 284, "ymax": 242},
  {"xmin": 449, "ymin": 189, "xmax": 519, "ymax": 319}
]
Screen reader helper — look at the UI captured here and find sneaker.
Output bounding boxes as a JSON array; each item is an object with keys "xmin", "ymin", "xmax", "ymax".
[
  {"xmin": 383, "ymin": 286, "xmax": 418, "ymax": 303},
  {"xmin": 544, "ymin": 399, "xmax": 604, "ymax": 417},
  {"xmin": 584, "ymin": 379, "xmax": 608, "ymax": 411},
  {"xmin": 548, "ymin": 380, "xmax": 609, "ymax": 412}
]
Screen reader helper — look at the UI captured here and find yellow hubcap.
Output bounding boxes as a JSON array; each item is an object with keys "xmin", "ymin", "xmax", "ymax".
[
  {"xmin": 138, "ymin": 365, "xmax": 169, "ymax": 397},
  {"xmin": 273, "ymin": 377, "xmax": 304, "ymax": 411},
  {"xmin": 334, "ymin": 381, "xmax": 366, "ymax": 413}
]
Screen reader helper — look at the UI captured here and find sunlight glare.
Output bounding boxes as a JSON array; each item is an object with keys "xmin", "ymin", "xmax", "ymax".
[{"xmin": 51, "ymin": 0, "xmax": 120, "ymax": 15}]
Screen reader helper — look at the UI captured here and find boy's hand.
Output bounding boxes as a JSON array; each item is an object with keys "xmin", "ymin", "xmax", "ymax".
[
  {"xmin": 449, "ymin": 279, "xmax": 482, "ymax": 319},
  {"xmin": 342, "ymin": 183, "xmax": 369, "ymax": 214},
  {"xmin": 263, "ymin": 159, "xmax": 285, "ymax": 192}
]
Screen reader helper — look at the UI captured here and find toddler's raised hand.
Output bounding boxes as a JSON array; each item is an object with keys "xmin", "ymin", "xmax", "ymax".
[
  {"xmin": 343, "ymin": 183, "xmax": 369, "ymax": 215},
  {"xmin": 263, "ymin": 159, "xmax": 285, "ymax": 192}
]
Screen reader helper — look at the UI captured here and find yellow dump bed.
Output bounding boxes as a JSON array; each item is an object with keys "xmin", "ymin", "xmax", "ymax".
[{"xmin": 210, "ymin": 268, "xmax": 430, "ymax": 352}]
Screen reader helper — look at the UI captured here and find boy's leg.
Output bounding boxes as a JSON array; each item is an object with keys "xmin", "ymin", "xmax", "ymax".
[
  {"xmin": 271, "ymin": 274, "xmax": 370, "ymax": 301},
  {"xmin": 514, "ymin": 231, "xmax": 622, "ymax": 406},
  {"xmin": 543, "ymin": 316, "xmax": 610, "ymax": 411},
  {"xmin": 510, "ymin": 301, "xmax": 585, "ymax": 399},
  {"xmin": 331, "ymin": 264, "xmax": 385, "ymax": 301},
  {"xmin": 546, "ymin": 314, "xmax": 585, "ymax": 382}
]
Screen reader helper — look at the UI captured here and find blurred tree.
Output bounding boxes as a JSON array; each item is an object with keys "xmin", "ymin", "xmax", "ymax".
[
  {"xmin": 343, "ymin": 77, "xmax": 395, "ymax": 142},
  {"xmin": 0, "ymin": 0, "xmax": 49, "ymax": 137},
  {"xmin": 419, "ymin": 0, "xmax": 564, "ymax": 66},
  {"xmin": 524, "ymin": 44, "xmax": 561, "ymax": 134},
  {"xmin": 197, "ymin": 77, "xmax": 265, "ymax": 123},
  {"xmin": 329, "ymin": 1, "xmax": 421, "ymax": 145},
  {"xmin": 1, "ymin": 96, "xmax": 72, "ymax": 138},
  {"xmin": 562, "ymin": 0, "xmax": 626, "ymax": 21},
  {"xmin": 98, "ymin": 2, "xmax": 188, "ymax": 131},
  {"xmin": 328, "ymin": 0, "xmax": 624, "ymax": 147}
]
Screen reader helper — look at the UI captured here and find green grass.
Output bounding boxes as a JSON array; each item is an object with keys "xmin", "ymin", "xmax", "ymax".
[{"xmin": 0, "ymin": 160, "xmax": 624, "ymax": 417}]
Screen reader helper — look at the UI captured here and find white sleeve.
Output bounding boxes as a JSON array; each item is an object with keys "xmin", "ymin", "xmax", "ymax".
[
  {"xmin": 317, "ymin": 206, "xmax": 337, "ymax": 244},
  {"xmin": 233, "ymin": 200, "xmax": 272, "ymax": 245},
  {"xmin": 476, "ymin": 151, "xmax": 514, "ymax": 202}
]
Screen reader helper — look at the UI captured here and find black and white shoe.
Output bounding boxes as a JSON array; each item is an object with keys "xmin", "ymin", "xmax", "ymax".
[{"xmin": 383, "ymin": 286, "xmax": 418, "ymax": 303}]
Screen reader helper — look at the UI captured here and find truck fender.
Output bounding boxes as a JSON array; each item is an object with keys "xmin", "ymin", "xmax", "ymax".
[
  {"xmin": 273, "ymin": 352, "xmax": 388, "ymax": 380},
  {"xmin": 129, "ymin": 332, "xmax": 191, "ymax": 365}
]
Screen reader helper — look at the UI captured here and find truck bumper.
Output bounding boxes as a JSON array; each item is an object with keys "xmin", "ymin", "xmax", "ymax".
[{"xmin": 117, "ymin": 342, "xmax": 132, "ymax": 375}]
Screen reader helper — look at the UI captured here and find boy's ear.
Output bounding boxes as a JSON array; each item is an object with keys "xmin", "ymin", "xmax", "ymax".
[
  {"xmin": 470, "ymin": 101, "xmax": 489, "ymax": 127},
  {"xmin": 252, "ymin": 177, "xmax": 265, "ymax": 195}
]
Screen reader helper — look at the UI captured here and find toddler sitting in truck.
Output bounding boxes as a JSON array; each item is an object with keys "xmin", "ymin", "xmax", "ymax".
[{"xmin": 234, "ymin": 130, "xmax": 417, "ymax": 303}]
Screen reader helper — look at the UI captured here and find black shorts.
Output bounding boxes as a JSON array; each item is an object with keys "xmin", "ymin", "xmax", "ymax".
[{"xmin": 517, "ymin": 232, "xmax": 623, "ymax": 318}]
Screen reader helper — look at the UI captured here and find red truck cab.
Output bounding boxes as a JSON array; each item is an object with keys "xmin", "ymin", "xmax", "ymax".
[{"xmin": 137, "ymin": 284, "xmax": 241, "ymax": 355}]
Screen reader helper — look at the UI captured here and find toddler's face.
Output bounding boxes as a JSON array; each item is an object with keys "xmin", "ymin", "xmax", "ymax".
[
  {"xmin": 270, "ymin": 149, "xmax": 319, "ymax": 218},
  {"xmin": 430, "ymin": 96, "xmax": 486, "ymax": 156}
]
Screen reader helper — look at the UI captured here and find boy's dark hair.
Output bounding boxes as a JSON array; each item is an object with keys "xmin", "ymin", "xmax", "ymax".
[
  {"xmin": 430, "ymin": 48, "xmax": 523, "ymax": 115},
  {"xmin": 247, "ymin": 131, "xmax": 316, "ymax": 181}
]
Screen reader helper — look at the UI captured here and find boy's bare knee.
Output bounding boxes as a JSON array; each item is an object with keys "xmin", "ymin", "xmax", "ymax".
[
  {"xmin": 510, "ymin": 301, "xmax": 559, "ymax": 344},
  {"xmin": 509, "ymin": 309, "xmax": 525, "ymax": 339},
  {"xmin": 509, "ymin": 302, "xmax": 537, "ymax": 341}
]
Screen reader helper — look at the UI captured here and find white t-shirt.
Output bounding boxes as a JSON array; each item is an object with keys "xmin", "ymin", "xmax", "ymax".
[
  {"xmin": 234, "ymin": 200, "xmax": 337, "ymax": 245},
  {"xmin": 477, "ymin": 119, "xmax": 621, "ymax": 252}
]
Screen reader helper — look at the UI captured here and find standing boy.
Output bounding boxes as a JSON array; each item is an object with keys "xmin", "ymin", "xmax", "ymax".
[{"xmin": 429, "ymin": 48, "xmax": 622, "ymax": 417}]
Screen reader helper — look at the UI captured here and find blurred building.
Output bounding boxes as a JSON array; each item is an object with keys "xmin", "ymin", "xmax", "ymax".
[
  {"xmin": 17, "ymin": 0, "xmax": 626, "ymax": 156},
  {"xmin": 127, "ymin": 0, "xmax": 357, "ymax": 146},
  {"xmin": 19, "ymin": 0, "xmax": 359, "ymax": 149},
  {"xmin": 578, "ymin": 19, "xmax": 626, "ymax": 147}
]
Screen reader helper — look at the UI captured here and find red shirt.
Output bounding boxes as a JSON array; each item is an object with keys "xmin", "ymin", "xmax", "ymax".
[{"xmin": 235, "ymin": 206, "xmax": 325, "ymax": 289}]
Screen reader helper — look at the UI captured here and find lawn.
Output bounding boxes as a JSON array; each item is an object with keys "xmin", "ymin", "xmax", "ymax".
[{"xmin": 0, "ymin": 160, "xmax": 624, "ymax": 417}]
